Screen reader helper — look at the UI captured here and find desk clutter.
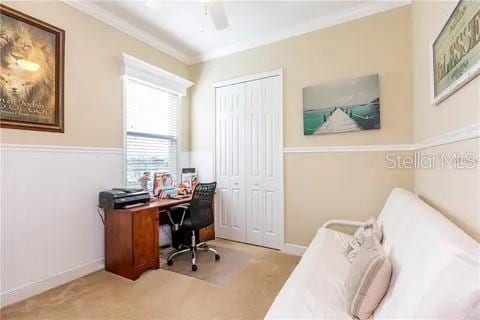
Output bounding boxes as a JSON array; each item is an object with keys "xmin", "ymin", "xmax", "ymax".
[
  {"xmin": 98, "ymin": 168, "xmax": 198, "ymax": 211},
  {"xmin": 97, "ymin": 168, "xmax": 218, "ymax": 281},
  {"xmin": 139, "ymin": 168, "xmax": 198, "ymax": 200}
]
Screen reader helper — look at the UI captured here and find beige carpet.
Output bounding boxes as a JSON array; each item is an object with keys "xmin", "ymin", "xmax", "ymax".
[
  {"xmin": 1, "ymin": 239, "xmax": 299, "ymax": 320},
  {"xmin": 160, "ymin": 244, "xmax": 253, "ymax": 286}
]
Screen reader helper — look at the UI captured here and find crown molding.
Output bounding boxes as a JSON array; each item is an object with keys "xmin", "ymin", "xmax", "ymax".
[
  {"xmin": 191, "ymin": 1, "xmax": 411, "ymax": 64},
  {"xmin": 63, "ymin": 0, "xmax": 193, "ymax": 64},
  {"xmin": 283, "ymin": 122, "xmax": 480, "ymax": 154},
  {"xmin": 64, "ymin": 0, "xmax": 410, "ymax": 65},
  {"xmin": 118, "ymin": 53, "xmax": 193, "ymax": 96}
]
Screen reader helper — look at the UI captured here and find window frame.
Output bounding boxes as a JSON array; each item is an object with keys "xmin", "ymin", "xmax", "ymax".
[{"xmin": 122, "ymin": 75, "xmax": 182, "ymax": 187}]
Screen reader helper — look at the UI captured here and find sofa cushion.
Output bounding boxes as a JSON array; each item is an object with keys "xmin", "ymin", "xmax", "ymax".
[
  {"xmin": 346, "ymin": 235, "xmax": 392, "ymax": 320},
  {"xmin": 347, "ymin": 217, "xmax": 383, "ymax": 262},
  {"xmin": 375, "ymin": 188, "xmax": 480, "ymax": 319},
  {"xmin": 265, "ymin": 228, "xmax": 352, "ymax": 319}
]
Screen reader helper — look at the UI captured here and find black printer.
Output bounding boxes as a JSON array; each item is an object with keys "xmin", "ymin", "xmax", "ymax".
[{"xmin": 99, "ymin": 188, "xmax": 150, "ymax": 210}]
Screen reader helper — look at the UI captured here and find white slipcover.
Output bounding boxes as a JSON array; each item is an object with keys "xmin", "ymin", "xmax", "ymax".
[
  {"xmin": 266, "ymin": 188, "xmax": 480, "ymax": 319},
  {"xmin": 375, "ymin": 188, "xmax": 480, "ymax": 319},
  {"xmin": 265, "ymin": 228, "xmax": 352, "ymax": 319}
]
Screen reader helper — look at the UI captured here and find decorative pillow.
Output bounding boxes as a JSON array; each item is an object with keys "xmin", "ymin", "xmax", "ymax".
[
  {"xmin": 346, "ymin": 217, "xmax": 382, "ymax": 262},
  {"xmin": 345, "ymin": 235, "xmax": 392, "ymax": 320}
]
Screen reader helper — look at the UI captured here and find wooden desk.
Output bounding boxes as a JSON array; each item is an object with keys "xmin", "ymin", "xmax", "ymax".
[
  {"xmin": 105, "ymin": 196, "xmax": 214, "ymax": 280},
  {"xmin": 128, "ymin": 196, "xmax": 192, "ymax": 212}
]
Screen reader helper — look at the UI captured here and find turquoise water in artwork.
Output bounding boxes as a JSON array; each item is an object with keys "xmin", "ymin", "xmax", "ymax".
[
  {"xmin": 303, "ymin": 99, "xmax": 380, "ymax": 135},
  {"xmin": 303, "ymin": 107, "xmax": 335, "ymax": 135}
]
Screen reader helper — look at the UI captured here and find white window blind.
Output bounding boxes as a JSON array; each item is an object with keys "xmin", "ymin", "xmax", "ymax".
[{"xmin": 125, "ymin": 77, "xmax": 178, "ymax": 188}]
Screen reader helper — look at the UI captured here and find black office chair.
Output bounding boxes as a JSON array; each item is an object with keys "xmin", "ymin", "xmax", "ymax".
[{"xmin": 166, "ymin": 182, "xmax": 219, "ymax": 271}]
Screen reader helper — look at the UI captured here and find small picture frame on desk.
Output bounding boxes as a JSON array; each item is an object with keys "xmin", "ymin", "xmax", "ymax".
[{"xmin": 153, "ymin": 171, "xmax": 173, "ymax": 198}]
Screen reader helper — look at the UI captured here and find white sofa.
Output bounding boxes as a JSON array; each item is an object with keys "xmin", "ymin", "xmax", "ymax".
[{"xmin": 266, "ymin": 188, "xmax": 480, "ymax": 319}]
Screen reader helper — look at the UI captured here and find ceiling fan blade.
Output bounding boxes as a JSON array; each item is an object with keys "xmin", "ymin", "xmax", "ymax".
[
  {"xmin": 144, "ymin": 0, "xmax": 157, "ymax": 8},
  {"xmin": 207, "ymin": 1, "xmax": 229, "ymax": 30}
]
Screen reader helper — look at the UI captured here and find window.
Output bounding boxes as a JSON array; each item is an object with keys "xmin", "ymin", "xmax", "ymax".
[{"xmin": 125, "ymin": 77, "xmax": 179, "ymax": 188}]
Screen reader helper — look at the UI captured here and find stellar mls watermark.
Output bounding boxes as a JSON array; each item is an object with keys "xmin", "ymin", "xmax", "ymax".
[{"xmin": 386, "ymin": 152, "xmax": 479, "ymax": 169}]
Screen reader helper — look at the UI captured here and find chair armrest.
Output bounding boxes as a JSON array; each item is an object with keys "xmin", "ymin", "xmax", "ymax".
[
  {"xmin": 322, "ymin": 219, "xmax": 366, "ymax": 229},
  {"xmin": 171, "ymin": 204, "xmax": 190, "ymax": 210},
  {"xmin": 167, "ymin": 205, "xmax": 190, "ymax": 229}
]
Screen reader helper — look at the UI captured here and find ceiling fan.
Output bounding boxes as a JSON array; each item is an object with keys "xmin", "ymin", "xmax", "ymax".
[
  {"xmin": 204, "ymin": 0, "xmax": 229, "ymax": 31},
  {"xmin": 145, "ymin": 0, "xmax": 229, "ymax": 31}
]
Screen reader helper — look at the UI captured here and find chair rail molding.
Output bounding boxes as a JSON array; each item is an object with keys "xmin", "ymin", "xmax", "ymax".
[
  {"xmin": 284, "ymin": 122, "xmax": 480, "ymax": 154},
  {"xmin": 415, "ymin": 122, "xmax": 480, "ymax": 150},
  {"xmin": 283, "ymin": 144, "xmax": 414, "ymax": 154},
  {"xmin": 0, "ymin": 144, "xmax": 123, "ymax": 154}
]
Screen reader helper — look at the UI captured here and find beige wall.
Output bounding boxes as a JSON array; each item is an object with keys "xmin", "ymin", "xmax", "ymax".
[
  {"xmin": 190, "ymin": 6, "xmax": 414, "ymax": 245},
  {"xmin": 285, "ymin": 152, "xmax": 413, "ymax": 244},
  {"xmin": 5, "ymin": 1, "xmax": 475, "ymax": 246},
  {"xmin": 0, "ymin": 1, "xmax": 190, "ymax": 150},
  {"xmin": 411, "ymin": 1, "xmax": 480, "ymax": 241}
]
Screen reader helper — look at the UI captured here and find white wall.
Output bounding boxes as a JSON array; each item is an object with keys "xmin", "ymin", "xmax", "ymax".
[{"xmin": 0, "ymin": 145, "xmax": 123, "ymax": 307}]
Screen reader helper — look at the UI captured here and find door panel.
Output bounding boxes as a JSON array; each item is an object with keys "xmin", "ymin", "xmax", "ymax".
[
  {"xmin": 245, "ymin": 79, "xmax": 264, "ymax": 246},
  {"xmin": 247, "ymin": 188, "xmax": 263, "ymax": 245},
  {"xmin": 261, "ymin": 77, "xmax": 282, "ymax": 249},
  {"xmin": 231, "ymin": 188, "xmax": 242, "ymax": 230},
  {"xmin": 265, "ymin": 191, "xmax": 275, "ymax": 234},
  {"xmin": 245, "ymin": 77, "xmax": 282, "ymax": 249},
  {"xmin": 215, "ymin": 84, "xmax": 246, "ymax": 242},
  {"xmin": 219, "ymin": 187, "xmax": 228, "ymax": 227}
]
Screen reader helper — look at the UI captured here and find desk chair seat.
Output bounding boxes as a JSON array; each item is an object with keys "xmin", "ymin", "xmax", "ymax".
[{"xmin": 166, "ymin": 182, "xmax": 219, "ymax": 271}]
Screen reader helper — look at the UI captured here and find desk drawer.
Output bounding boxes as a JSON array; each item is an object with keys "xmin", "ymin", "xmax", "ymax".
[{"xmin": 199, "ymin": 224, "xmax": 215, "ymax": 242}]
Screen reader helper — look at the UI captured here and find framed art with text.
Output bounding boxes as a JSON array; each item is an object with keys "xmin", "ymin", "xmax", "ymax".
[
  {"xmin": 432, "ymin": 0, "xmax": 480, "ymax": 105},
  {"xmin": 0, "ymin": 4, "xmax": 65, "ymax": 132}
]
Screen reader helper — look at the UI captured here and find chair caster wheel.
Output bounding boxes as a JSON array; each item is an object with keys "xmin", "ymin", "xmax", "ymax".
[
  {"xmin": 215, "ymin": 254, "xmax": 220, "ymax": 261},
  {"xmin": 167, "ymin": 260, "xmax": 173, "ymax": 266},
  {"xmin": 192, "ymin": 264, "xmax": 198, "ymax": 271}
]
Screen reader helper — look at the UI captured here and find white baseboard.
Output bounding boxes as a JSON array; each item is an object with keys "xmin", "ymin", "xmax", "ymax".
[
  {"xmin": 282, "ymin": 243, "xmax": 307, "ymax": 256},
  {"xmin": 0, "ymin": 259, "xmax": 104, "ymax": 308}
]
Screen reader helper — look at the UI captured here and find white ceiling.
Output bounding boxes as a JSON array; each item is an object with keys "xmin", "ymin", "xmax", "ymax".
[{"xmin": 67, "ymin": 1, "xmax": 409, "ymax": 64}]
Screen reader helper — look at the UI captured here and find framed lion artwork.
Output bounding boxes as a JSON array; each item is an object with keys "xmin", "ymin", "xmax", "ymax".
[{"xmin": 0, "ymin": 5, "xmax": 65, "ymax": 132}]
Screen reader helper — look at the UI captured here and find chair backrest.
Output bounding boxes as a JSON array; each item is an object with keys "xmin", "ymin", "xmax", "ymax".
[
  {"xmin": 189, "ymin": 182, "xmax": 217, "ymax": 230},
  {"xmin": 374, "ymin": 188, "xmax": 479, "ymax": 319}
]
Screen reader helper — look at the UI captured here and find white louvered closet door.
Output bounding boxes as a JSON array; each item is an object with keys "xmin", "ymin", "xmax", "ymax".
[
  {"xmin": 215, "ymin": 83, "xmax": 246, "ymax": 242},
  {"xmin": 215, "ymin": 75, "xmax": 282, "ymax": 250}
]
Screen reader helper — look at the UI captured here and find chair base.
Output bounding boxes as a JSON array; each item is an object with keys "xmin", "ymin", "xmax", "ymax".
[{"xmin": 166, "ymin": 230, "xmax": 220, "ymax": 271}]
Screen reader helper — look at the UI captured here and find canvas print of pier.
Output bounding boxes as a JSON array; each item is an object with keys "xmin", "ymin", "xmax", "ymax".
[{"xmin": 303, "ymin": 74, "xmax": 380, "ymax": 135}]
